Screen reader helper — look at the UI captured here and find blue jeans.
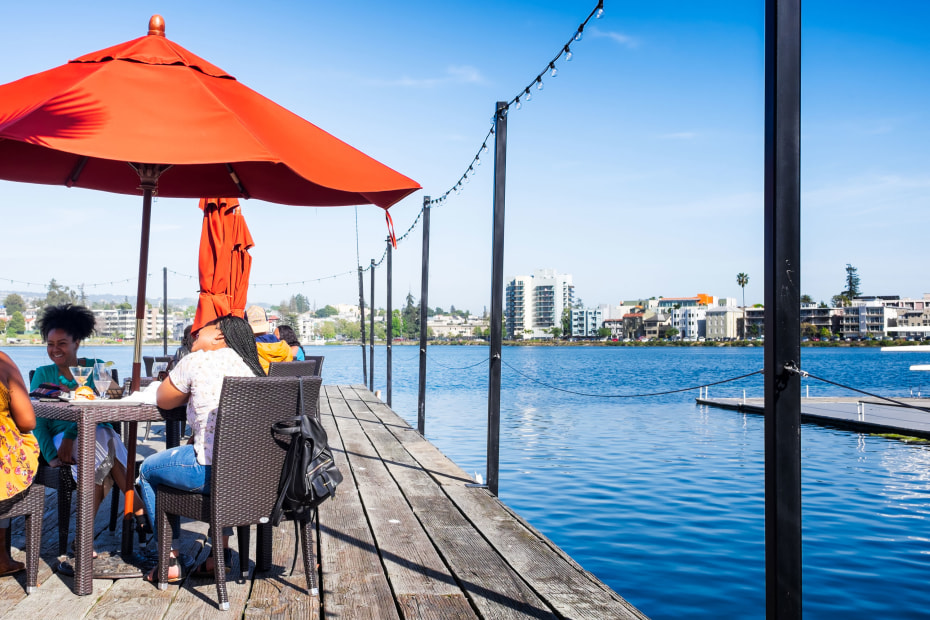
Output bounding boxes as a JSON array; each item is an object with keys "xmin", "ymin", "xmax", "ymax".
[{"xmin": 138, "ymin": 445, "xmax": 212, "ymax": 540}]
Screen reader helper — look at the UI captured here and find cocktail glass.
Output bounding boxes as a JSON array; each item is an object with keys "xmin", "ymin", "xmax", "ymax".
[
  {"xmin": 69, "ymin": 366, "xmax": 94, "ymax": 398},
  {"xmin": 93, "ymin": 363, "xmax": 113, "ymax": 399}
]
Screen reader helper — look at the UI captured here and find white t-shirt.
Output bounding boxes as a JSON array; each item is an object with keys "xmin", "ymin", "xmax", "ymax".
[{"xmin": 168, "ymin": 348, "xmax": 255, "ymax": 465}]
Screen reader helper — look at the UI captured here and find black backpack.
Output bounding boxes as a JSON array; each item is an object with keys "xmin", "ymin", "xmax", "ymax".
[{"xmin": 270, "ymin": 378, "xmax": 343, "ymax": 526}]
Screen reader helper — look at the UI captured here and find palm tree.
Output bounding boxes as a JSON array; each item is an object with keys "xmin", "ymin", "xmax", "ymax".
[
  {"xmin": 736, "ymin": 273, "xmax": 749, "ymax": 308},
  {"xmin": 736, "ymin": 272, "xmax": 749, "ymax": 339}
]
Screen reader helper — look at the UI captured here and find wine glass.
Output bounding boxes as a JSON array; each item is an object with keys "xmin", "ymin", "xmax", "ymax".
[
  {"xmin": 69, "ymin": 366, "xmax": 93, "ymax": 398},
  {"xmin": 93, "ymin": 363, "xmax": 113, "ymax": 399}
]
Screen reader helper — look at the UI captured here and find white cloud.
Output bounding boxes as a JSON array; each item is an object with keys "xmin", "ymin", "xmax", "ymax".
[
  {"xmin": 591, "ymin": 29, "xmax": 639, "ymax": 49},
  {"xmin": 370, "ymin": 65, "xmax": 485, "ymax": 88},
  {"xmin": 658, "ymin": 131, "xmax": 698, "ymax": 140}
]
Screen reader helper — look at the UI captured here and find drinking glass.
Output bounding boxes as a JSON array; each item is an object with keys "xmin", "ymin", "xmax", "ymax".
[
  {"xmin": 152, "ymin": 361, "xmax": 169, "ymax": 381},
  {"xmin": 69, "ymin": 366, "xmax": 93, "ymax": 389},
  {"xmin": 93, "ymin": 363, "xmax": 113, "ymax": 399}
]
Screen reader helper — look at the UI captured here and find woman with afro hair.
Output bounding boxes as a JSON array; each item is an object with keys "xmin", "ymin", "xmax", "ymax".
[{"xmin": 30, "ymin": 304, "xmax": 145, "ymax": 557}]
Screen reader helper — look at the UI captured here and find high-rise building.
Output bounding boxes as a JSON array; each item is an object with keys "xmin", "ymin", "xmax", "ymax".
[{"xmin": 505, "ymin": 269, "xmax": 574, "ymax": 339}]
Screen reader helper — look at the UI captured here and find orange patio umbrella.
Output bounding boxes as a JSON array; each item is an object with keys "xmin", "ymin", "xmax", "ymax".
[
  {"xmin": 193, "ymin": 197, "xmax": 255, "ymax": 333},
  {"xmin": 0, "ymin": 14, "xmax": 419, "ymax": 552},
  {"xmin": 0, "ymin": 14, "xmax": 419, "ymax": 387}
]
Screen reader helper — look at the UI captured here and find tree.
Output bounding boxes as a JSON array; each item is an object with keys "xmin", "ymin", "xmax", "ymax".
[
  {"xmin": 561, "ymin": 307, "xmax": 572, "ymax": 337},
  {"xmin": 736, "ymin": 273, "xmax": 749, "ymax": 308},
  {"xmin": 391, "ymin": 310, "xmax": 403, "ymax": 338},
  {"xmin": 3, "ymin": 293, "xmax": 26, "ymax": 315},
  {"xmin": 665, "ymin": 327, "xmax": 679, "ymax": 340},
  {"xmin": 402, "ymin": 293, "xmax": 419, "ymax": 340},
  {"xmin": 819, "ymin": 327, "xmax": 832, "ymax": 340},
  {"xmin": 800, "ymin": 294, "xmax": 813, "ymax": 304},
  {"xmin": 6, "ymin": 311, "xmax": 25, "ymax": 335},
  {"xmin": 550, "ymin": 326, "xmax": 562, "ymax": 339},
  {"xmin": 294, "ymin": 293, "xmax": 310, "ymax": 314},
  {"xmin": 843, "ymin": 264, "xmax": 861, "ymax": 299},
  {"xmin": 831, "ymin": 294, "xmax": 850, "ymax": 308},
  {"xmin": 45, "ymin": 279, "xmax": 76, "ymax": 307},
  {"xmin": 315, "ymin": 305, "xmax": 338, "ymax": 318},
  {"xmin": 597, "ymin": 327, "xmax": 611, "ymax": 339},
  {"xmin": 319, "ymin": 322, "xmax": 336, "ymax": 340}
]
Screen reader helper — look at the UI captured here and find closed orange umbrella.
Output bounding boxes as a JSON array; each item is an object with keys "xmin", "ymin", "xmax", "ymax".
[{"xmin": 193, "ymin": 197, "xmax": 254, "ymax": 332}]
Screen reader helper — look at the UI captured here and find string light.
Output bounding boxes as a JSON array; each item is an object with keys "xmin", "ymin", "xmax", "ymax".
[
  {"xmin": 550, "ymin": 62, "xmax": 558, "ymax": 78},
  {"xmin": 524, "ymin": 87, "xmax": 532, "ymax": 102},
  {"xmin": 536, "ymin": 77, "xmax": 544, "ymax": 90},
  {"xmin": 564, "ymin": 45, "xmax": 573, "ymax": 61}
]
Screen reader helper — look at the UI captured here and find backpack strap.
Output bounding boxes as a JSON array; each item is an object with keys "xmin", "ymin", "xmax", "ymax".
[{"xmin": 269, "ymin": 379, "xmax": 308, "ymax": 526}]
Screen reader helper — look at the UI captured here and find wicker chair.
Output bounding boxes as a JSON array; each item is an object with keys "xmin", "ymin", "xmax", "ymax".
[
  {"xmin": 155, "ymin": 376, "xmax": 317, "ymax": 610},
  {"xmin": 0, "ymin": 483, "xmax": 46, "ymax": 593},
  {"xmin": 268, "ymin": 357, "xmax": 323, "ymax": 379}
]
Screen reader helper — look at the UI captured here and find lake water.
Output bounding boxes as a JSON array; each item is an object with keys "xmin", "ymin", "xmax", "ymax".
[{"xmin": 4, "ymin": 344, "xmax": 930, "ymax": 619}]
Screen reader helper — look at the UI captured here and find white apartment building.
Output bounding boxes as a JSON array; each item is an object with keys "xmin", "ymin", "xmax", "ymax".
[
  {"xmin": 505, "ymin": 269, "xmax": 574, "ymax": 339},
  {"xmin": 670, "ymin": 306, "xmax": 707, "ymax": 340},
  {"xmin": 94, "ymin": 307, "xmax": 162, "ymax": 340},
  {"xmin": 571, "ymin": 307, "xmax": 604, "ymax": 338}
]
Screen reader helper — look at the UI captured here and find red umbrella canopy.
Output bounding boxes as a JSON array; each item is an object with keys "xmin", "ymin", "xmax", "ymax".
[
  {"xmin": 0, "ymin": 16, "xmax": 420, "ymax": 208},
  {"xmin": 193, "ymin": 197, "xmax": 255, "ymax": 333}
]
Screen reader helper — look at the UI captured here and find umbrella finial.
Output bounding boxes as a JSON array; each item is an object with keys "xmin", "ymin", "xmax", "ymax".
[{"xmin": 148, "ymin": 15, "xmax": 165, "ymax": 37}]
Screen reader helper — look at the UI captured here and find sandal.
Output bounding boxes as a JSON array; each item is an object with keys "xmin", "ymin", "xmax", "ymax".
[
  {"xmin": 192, "ymin": 545, "xmax": 232, "ymax": 578},
  {"xmin": 144, "ymin": 554, "xmax": 189, "ymax": 584}
]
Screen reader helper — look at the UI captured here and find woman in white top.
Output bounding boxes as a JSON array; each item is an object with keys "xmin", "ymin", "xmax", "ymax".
[{"xmin": 139, "ymin": 315, "xmax": 264, "ymax": 582}]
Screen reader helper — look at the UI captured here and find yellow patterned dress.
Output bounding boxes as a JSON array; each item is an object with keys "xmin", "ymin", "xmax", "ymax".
[{"xmin": 0, "ymin": 380, "xmax": 39, "ymax": 500}]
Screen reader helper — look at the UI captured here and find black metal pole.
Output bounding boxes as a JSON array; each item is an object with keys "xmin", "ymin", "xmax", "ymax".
[
  {"xmin": 386, "ymin": 236, "xmax": 393, "ymax": 407},
  {"xmin": 487, "ymin": 102, "xmax": 507, "ymax": 497},
  {"xmin": 764, "ymin": 1, "xmax": 802, "ymax": 618},
  {"xmin": 358, "ymin": 267, "xmax": 368, "ymax": 387},
  {"xmin": 417, "ymin": 197, "xmax": 431, "ymax": 436},
  {"xmin": 162, "ymin": 267, "xmax": 168, "ymax": 355},
  {"xmin": 370, "ymin": 258, "xmax": 375, "ymax": 393}
]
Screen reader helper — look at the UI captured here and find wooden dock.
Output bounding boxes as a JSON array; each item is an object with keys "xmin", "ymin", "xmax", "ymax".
[
  {"xmin": 698, "ymin": 395, "xmax": 930, "ymax": 440},
  {"xmin": 0, "ymin": 385, "xmax": 647, "ymax": 619}
]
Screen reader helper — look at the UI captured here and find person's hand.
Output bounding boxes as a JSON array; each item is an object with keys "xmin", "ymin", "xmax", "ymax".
[
  {"xmin": 58, "ymin": 438, "xmax": 75, "ymax": 465},
  {"xmin": 48, "ymin": 457, "xmax": 62, "ymax": 468}
]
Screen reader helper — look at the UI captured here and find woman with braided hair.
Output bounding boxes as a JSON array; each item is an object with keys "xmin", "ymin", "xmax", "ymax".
[{"xmin": 139, "ymin": 314, "xmax": 264, "ymax": 582}]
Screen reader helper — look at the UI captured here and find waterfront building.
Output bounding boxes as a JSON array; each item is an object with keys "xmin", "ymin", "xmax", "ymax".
[
  {"xmin": 428, "ymin": 314, "xmax": 489, "ymax": 340},
  {"xmin": 800, "ymin": 304, "xmax": 841, "ymax": 336},
  {"xmin": 643, "ymin": 310, "xmax": 672, "ymax": 340},
  {"xmin": 570, "ymin": 306, "xmax": 604, "ymax": 338},
  {"xmin": 887, "ymin": 307, "xmax": 930, "ymax": 339},
  {"xmin": 839, "ymin": 301, "xmax": 896, "ymax": 339},
  {"xmin": 603, "ymin": 318, "xmax": 624, "ymax": 340},
  {"xmin": 505, "ymin": 269, "xmax": 574, "ymax": 339},
  {"xmin": 656, "ymin": 294, "xmax": 714, "ymax": 310},
  {"xmin": 745, "ymin": 307, "xmax": 765, "ymax": 337},
  {"xmin": 706, "ymin": 306, "xmax": 742, "ymax": 340},
  {"xmin": 93, "ymin": 306, "xmax": 161, "ymax": 340},
  {"xmin": 622, "ymin": 311, "xmax": 645, "ymax": 340},
  {"xmin": 670, "ymin": 306, "xmax": 707, "ymax": 340}
]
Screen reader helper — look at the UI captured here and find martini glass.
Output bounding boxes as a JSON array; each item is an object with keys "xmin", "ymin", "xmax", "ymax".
[
  {"xmin": 93, "ymin": 363, "xmax": 113, "ymax": 399},
  {"xmin": 69, "ymin": 366, "xmax": 94, "ymax": 397}
]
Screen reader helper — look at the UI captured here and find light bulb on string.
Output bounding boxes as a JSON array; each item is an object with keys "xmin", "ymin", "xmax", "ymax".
[
  {"xmin": 574, "ymin": 28, "xmax": 583, "ymax": 42},
  {"xmin": 475, "ymin": 156, "xmax": 481, "ymax": 166},
  {"xmin": 515, "ymin": 96, "xmax": 522, "ymax": 110},
  {"xmin": 564, "ymin": 45, "xmax": 573, "ymax": 61},
  {"xmin": 524, "ymin": 87, "xmax": 532, "ymax": 102},
  {"xmin": 482, "ymin": 143, "xmax": 489, "ymax": 154},
  {"xmin": 536, "ymin": 77, "xmax": 544, "ymax": 91},
  {"xmin": 550, "ymin": 62, "xmax": 558, "ymax": 78},
  {"xmin": 596, "ymin": 3, "xmax": 604, "ymax": 19}
]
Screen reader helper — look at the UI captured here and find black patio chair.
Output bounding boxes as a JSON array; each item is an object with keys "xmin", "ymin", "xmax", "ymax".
[{"xmin": 155, "ymin": 376, "xmax": 318, "ymax": 610}]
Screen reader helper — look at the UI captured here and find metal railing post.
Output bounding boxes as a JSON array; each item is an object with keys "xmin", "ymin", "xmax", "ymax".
[
  {"xmin": 763, "ymin": 0, "xmax": 802, "ymax": 617},
  {"xmin": 370, "ymin": 258, "xmax": 375, "ymax": 393},
  {"xmin": 358, "ymin": 266, "xmax": 368, "ymax": 387},
  {"xmin": 487, "ymin": 101, "xmax": 508, "ymax": 497},
  {"xmin": 386, "ymin": 236, "xmax": 393, "ymax": 406},
  {"xmin": 163, "ymin": 266, "xmax": 168, "ymax": 355},
  {"xmin": 417, "ymin": 197, "xmax": 431, "ymax": 435}
]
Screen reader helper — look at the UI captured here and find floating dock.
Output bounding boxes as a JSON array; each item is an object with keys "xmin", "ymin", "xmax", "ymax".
[
  {"xmin": 697, "ymin": 395, "xmax": 930, "ymax": 440},
  {"xmin": 0, "ymin": 385, "xmax": 647, "ymax": 619}
]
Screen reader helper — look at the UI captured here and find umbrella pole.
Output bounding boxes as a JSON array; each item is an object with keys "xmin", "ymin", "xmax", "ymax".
[{"xmin": 123, "ymin": 165, "xmax": 160, "ymax": 556}]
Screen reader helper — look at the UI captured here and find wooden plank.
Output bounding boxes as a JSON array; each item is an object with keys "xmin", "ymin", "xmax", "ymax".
[
  {"xmin": 330, "ymin": 393, "xmax": 475, "ymax": 618},
  {"xmin": 352, "ymin": 401, "xmax": 557, "ymax": 619},
  {"xmin": 363, "ymin": 400, "xmax": 647, "ymax": 620},
  {"xmin": 244, "ymin": 519, "xmax": 320, "ymax": 619},
  {"xmin": 316, "ymin": 390, "xmax": 400, "ymax": 620}
]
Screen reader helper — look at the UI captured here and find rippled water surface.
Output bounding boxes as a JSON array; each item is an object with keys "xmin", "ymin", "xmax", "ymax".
[{"xmin": 5, "ymin": 344, "xmax": 930, "ymax": 618}]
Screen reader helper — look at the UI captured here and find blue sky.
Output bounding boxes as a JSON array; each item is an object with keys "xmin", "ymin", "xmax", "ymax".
[{"xmin": 1, "ymin": 1, "xmax": 928, "ymax": 313}]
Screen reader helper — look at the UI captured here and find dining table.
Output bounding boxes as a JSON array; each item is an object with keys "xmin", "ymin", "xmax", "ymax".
[{"xmin": 32, "ymin": 399, "xmax": 166, "ymax": 595}]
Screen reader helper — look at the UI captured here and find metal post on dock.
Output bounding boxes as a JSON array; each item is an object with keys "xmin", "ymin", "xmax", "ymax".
[
  {"xmin": 763, "ymin": 0, "xmax": 802, "ymax": 617},
  {"xmin": 417, "ymin": 196, "xmax": 431, "ymax": 436},
  {"xmin": 162, "ymin": 266, "xmax": 168, "ymax": 355},
  {"xmin": 487, "ymin": 101, "xmax": 508, "ymax": 497},
  {"xmin": 386, "ymin": 236, "xmax": 393, "ymax": 407},
  {"xmin": 370, "ymin": 258, "xmax": 375, "ymax": 393},
  {"xmin": 358, "ymin": 266, "xmax": 368, "ymax": 387}
]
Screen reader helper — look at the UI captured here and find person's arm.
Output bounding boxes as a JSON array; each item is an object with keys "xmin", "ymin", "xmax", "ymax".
[
  {"xmin": 0, "ymin": 352, "xmax": 35, "ymax": 432},
  {"xmin": 156, "ymin": 375, "xmax": 189, "ymax": 409}
]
